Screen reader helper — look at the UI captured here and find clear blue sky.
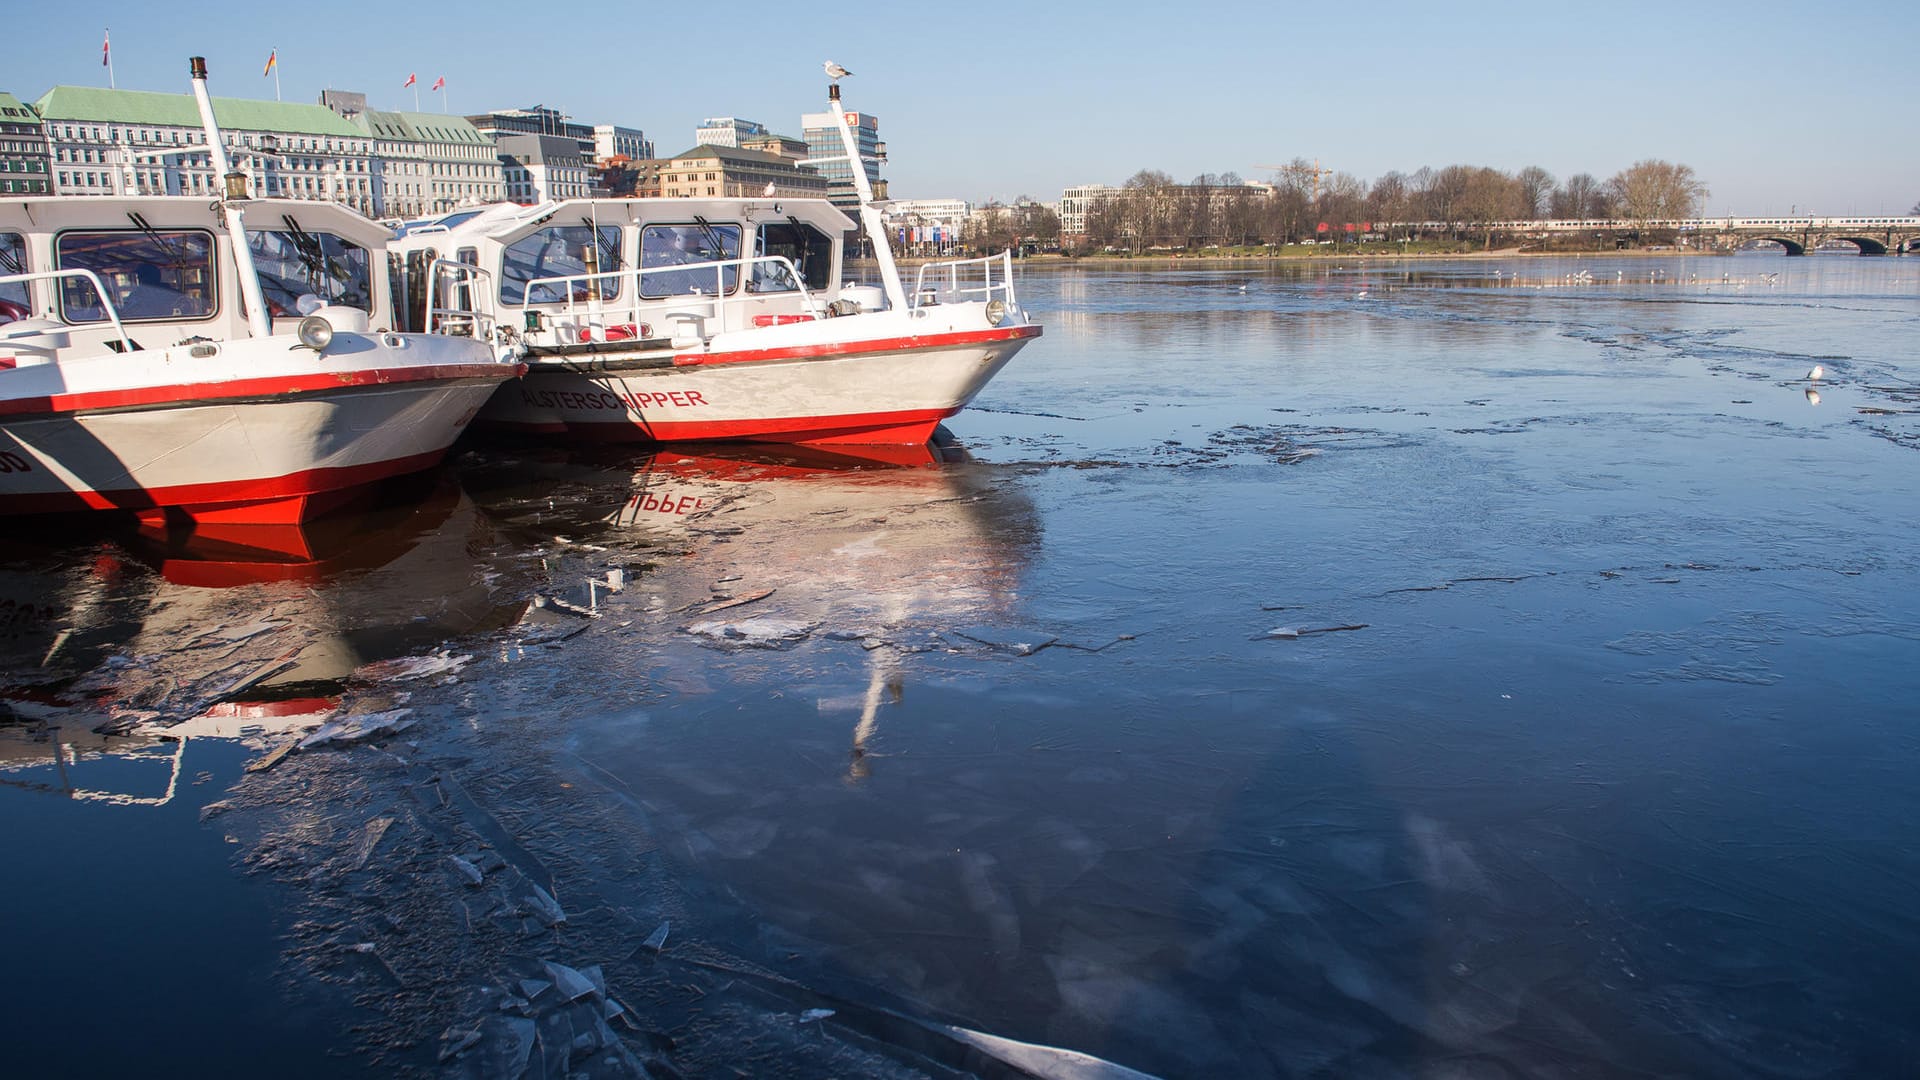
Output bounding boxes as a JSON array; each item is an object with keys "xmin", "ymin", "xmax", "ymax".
[{"xmin": 9, "ymin": 0, "xmax": 1916, "ymax": 215}]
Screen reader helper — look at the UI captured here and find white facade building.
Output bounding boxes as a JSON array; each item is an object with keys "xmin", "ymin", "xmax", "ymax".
[
  {"xmin": 1059, "ymin": 183, "xmax": 1120, "ymax": 237},
  {"xmin": 36, "ymin": 86, "xmax": 376, "ymax": 214},
  {"xmin": 694, "ymin": 117, "xmax": 768, "ymax": 149},
  {"xmin": 593, "ymin": 123, "xmax": 653, "ymax": 164}
]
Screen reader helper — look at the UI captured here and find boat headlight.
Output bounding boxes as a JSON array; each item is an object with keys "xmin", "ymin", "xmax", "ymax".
[
  {"xmin": 296, "ymin": 314, "xmax": 335, "ymax": 352},
  {"xmin": 985, "ymin": 299, "xmax": 1009, "ymax": 327}
]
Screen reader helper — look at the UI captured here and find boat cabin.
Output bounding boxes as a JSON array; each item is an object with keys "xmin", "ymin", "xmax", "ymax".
[
  {"xmin": 0, "ymin": 196, "xmax": 412, "ymax": 357},
  {"xmin": 387, "ymin": 197, "xmax": 862, "ymax": 350}
]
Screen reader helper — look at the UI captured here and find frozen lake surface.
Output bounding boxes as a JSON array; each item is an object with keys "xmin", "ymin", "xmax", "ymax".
[{"xmin": 4, "ymin": 254, "xmax": 1917, "ymax": 1077}]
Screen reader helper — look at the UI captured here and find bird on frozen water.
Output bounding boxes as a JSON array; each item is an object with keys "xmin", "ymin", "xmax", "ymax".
[
  {"xmin": 1807, "ymin": 364, "xmax": 1825, "ymax": 381},
  {"xmin": 824, "ymin": 61, "xmax": 852, "ymax": 80}
]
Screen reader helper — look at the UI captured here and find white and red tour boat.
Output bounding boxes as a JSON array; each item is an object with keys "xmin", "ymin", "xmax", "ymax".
[
  {"xmin": 0, "ymin": 59, "xmax": 516, "ymax": 526},
  {"xmin": 390, "ymin": 76, "xmax": 1040, "ymax": 446}
]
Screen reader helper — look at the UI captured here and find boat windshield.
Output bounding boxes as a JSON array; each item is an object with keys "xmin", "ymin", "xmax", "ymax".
[
  {"xmin": 54, "ymin": 229, "xmax": 217, "ymax": 323},
  {"xmin": 752, "ymin": 222, "xmax": 833, "ymax": 293},
  {"xmin": 641, "ymin": 223, "xmax": 740, "ymax": 298},
  {"xmin": 249, "ymin": 228, "xmax": 372, "ymax": 315},
  {"xmin": 0, "ymin": 233, "xmax": 26, "ymax": 319},
  {"xmin": 500, "ymin": 225, "xmax": 623, "ymax": 305}
]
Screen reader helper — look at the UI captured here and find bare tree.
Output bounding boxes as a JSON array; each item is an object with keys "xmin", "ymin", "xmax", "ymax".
[
  {"xmin": 1551, "ymin": 173, "xmax": 1612, "ymax": 219},
  {"xmin": 1013, "ymin": 198, "xmax": 1060, "ymax": 247},
  {"xmin": 1516, "ymin": 166, "xmax": 1555, "ymax": 220},
  {"xmin": 1368, "ymin": 171, "xmax": 1411, "ymax": 237},
  {"xmin": 1608, "ymin": 160, "xmax": 1709, "ymax": 224},
  {"xmin": 1459, "ymin": 167, "xmax": 1522, "ymax": 247}
]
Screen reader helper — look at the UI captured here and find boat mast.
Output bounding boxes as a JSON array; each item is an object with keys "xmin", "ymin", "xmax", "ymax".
[
  {"xmin": 826, "ymin": 82, "xmax": 906, "ymax": 311},
  {"xmin": 188, "ymin": 56, "xmax": 272, "ymax": 339}
]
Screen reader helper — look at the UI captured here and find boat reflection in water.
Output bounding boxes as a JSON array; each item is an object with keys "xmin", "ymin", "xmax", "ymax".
[
  {"xmin": 461, "ymin": 434, "xmax": 1040, "ymax": 776},
  {"xmin": 0, "ymin": 478, "xmax": 516, "ymax": 805}
]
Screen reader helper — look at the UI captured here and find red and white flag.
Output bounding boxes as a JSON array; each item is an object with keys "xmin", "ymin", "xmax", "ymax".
[
  {"xmin": 402, "ymin": 72, "xmax": 416, "ymax": 88},
  {"xmin": 431, "ymin": 76, "xmax": 444, "ymax": 91},
  {"xmin": 101, "ymin": 28, "xmax": 110, "ymax": 67}
]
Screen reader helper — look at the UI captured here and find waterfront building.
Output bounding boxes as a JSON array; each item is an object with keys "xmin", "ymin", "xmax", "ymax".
[
  {"xmin": 321, "ymin": 91, "xmax": 502, "ymax": 219},
  {"xmin": 800, "ymin": 109, "xmax": 885, "ymax": 207},
  {"xmin": 593, "ymin": 124, "xmax": 653, "ymax": 166},
  {"xmin": 694, "ymin": 117, "xmax": 768, "ymax": 149},
  {"xmin": 738, "ymin": 132, "xmax": 808, "ymax": 164},
  {"xmin": 1059, "ymin": 183, "xmax": 1120, "ymax": 239},
  {"xmin": 886, "ymin": 198, "xmax": 970, "ymax": 253},
  {"xmin": 34, "ymin": 85, "xmax": 374, "ymax": 213},
  {"xmin": 655, "ymin": 144, "xmax": 827, "ymax": 200},
  {"xmin": 0, "ymin": 92, "xmax": 51, "ymax": 195},
  {"xmin": 496, "ymin": 134, "xmax": 595, "ymax": 203}
]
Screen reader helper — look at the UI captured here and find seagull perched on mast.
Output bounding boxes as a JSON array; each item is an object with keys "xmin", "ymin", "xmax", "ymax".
[{"xmin": 824, "ymin": 60, "xmax": 852, "ymax": 80}]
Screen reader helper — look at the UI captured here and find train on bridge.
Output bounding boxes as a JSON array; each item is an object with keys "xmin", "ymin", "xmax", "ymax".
[{"xmin": 1377, "ymin": 216, "xmax": 1920, "ymax": 254}]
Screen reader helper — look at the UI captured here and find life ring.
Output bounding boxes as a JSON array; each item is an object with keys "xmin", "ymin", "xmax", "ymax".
[{"xmin": 0, "ymin": 297, "xmax": 28, "ymax": 325}]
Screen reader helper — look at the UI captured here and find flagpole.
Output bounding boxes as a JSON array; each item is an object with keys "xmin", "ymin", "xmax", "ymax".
[
  {"xmin": 105, "ymin": 27, "xmax": 115, "ymax": 89},
  {"xmin": 273, "ymin": 47, "xmax": 281, "ymax": 101},
  {"xmin": 412, "ymin": 84, "xmax": 420, "ymax": 110}
]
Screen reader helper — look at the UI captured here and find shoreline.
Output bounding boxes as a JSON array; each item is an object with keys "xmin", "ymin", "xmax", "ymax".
[{"xmin": 887, "ymin": 247, "xmax": 1748, "ymax": 268}]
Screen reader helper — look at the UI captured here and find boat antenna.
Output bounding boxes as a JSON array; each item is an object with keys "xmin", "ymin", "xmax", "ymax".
[{"xmin": 189, "ymin": 57, "xmax": 273, "ymax": 338}]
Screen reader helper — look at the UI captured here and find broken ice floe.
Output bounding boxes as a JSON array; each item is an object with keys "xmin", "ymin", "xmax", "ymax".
[
  {"xmin": 640, "ymin": 920, "xmax": 669, "ymax": 953},
  {"xmin": 295, "ymin": 709, "xmax": 415, "ymax": 750},
  {"xmin": 449, "ymin": 854, "xmax": 485, "ymax": 887},
  {"xmin": 523, "ymin": 882, "xmax": 567, "ymax": 927},
  {"xmin": 353, "ymin": 650, "xmax": 472, "ymax": 683},
  {"xmin": 683, "ymin": 616, "xmax": 816, "ymax": 648},
  {"xmin": 1255, "ymin": 623, "xmax": 1368, "ymax": 640}
]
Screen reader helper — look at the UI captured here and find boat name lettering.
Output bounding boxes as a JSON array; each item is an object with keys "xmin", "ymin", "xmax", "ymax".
[
  {"xmin": 627, "ymin": 492, "xmax": 708, "ymax": 516},
  {"xmin": 0, "ymin": 451, "xmax": 32, "ymax": 473},
  {"xmin": 520, "ymin": 388, "xmax": 709, "ymax": 412}
]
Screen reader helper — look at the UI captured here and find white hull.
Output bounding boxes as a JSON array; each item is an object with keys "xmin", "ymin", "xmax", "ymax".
[
  {"xmin": 0, "ymin": 332, "xmax": 510, "ymax": 522},
  {"xmin": 482, "ymin": 311, "xmax": 1039, "ymax": 445}
]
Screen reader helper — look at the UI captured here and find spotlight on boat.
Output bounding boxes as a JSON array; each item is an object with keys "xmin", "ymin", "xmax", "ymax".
[
  {"xmin": 296, "ymin": 314, "xmax": 334, "ymax": 352},
  {"xmin": 985, "ymin": 299, "xmax": 1008, "ymax": 327}
]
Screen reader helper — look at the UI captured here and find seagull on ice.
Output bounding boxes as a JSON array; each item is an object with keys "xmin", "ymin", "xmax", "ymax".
[
  {"xmin": 1807, "ymin": 364, "xmax": 1825, "ymax": 381},
  {"xmin": 824, "ymin": 61, "xmax": 853, "ymax": 80}
]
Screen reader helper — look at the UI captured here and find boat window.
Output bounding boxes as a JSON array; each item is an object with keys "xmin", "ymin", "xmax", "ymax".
[
  {"xmin": 54, "ymin": 229, "xmax": 217, "ymax": 324},
  {"xmin": 499, "ymin": 225, "xmax": 622, "ymax": 305},
  {"xmin": 752, "ymin": 222, "xmax": 833, "ymax": 293},
  {"xmin": 248, "ymin": 228, "xmax": 372, "ymax": 316},
  {"xmin": 640, "ymin": 223, "xmax": 739, "ymax": 298},
  {"xmin": 0, "ymin": 233, "xmax": 27, "ymax": 320}
]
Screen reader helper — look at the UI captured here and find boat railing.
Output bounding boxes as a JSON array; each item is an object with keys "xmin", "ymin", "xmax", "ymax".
[
  {"xmin": 0, "ymin": 269, "xmax": 135, "ymax": 354},
  {"xmin": 516, "ymin": 255, "xmax": 821, "ymax": 342},
  {"xmin": 909, "ymin": 251, "xmax": 1019, "ymax": 310},
  {"xmin": 424, "ymin": 259, "xmax": 497, "ymax": 340}
]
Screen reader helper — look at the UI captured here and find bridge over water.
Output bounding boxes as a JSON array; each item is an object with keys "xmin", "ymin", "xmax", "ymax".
[{"xmin": 1501, "ymin": 216, "xmax": 1920, "ymax": 255}]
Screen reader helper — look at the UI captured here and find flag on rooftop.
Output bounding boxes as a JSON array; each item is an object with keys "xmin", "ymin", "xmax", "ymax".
[
  {"xmin": 101, "ymin": 28, "xmax": 109, "ymax": 67},
  {"xmin": 403, "ymin": 73, "xmax": 416, "ymax": 88},
  {"xmin": 264, "ymin": 49, "xmax": 277, "ymax": 77},
  {"xmin": 431, "ymin": 76, "xmax": 445, "ymax": 91}
]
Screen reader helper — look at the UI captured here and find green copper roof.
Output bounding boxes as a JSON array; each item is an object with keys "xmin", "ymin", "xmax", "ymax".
[
  {"xmin": 34, "ymin": 86, "xmax": 362, "ymax": 137},
  {"xmin": 354, "ymin": 109, "xmax": 489, "ymax": 145},
  {"xmin": 0, "ymin": 92, "xmax": 42, "ymax": 124}
]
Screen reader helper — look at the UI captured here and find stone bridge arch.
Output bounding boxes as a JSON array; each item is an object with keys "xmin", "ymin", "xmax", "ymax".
[
  {"xmin": 1824, "ymin": 235, "xmax": 1890, "ymax": 255},
  {"xmin": 1744, "ymin": 236, "xmax": 1807, "ymax": 256}
]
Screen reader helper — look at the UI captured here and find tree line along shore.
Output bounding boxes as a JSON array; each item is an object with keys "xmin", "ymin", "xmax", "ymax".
[{"xmin": 953, "ymin": 159, "xmax": 1722, "ymax": 256}]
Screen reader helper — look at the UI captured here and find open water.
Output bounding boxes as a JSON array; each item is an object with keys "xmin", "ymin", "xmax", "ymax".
[{"xmin": 2, "ymin": 253, "xmax": 1916, "ymax": 1078}]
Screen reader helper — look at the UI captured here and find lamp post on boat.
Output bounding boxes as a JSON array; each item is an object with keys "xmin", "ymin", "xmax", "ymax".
[{"xmin": 187, "ymin": 56, "xmax": 272, "ymax": 339}]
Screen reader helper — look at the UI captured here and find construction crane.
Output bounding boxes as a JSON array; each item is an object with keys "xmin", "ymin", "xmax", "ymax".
[{"xmin": 1254, "ymin": 159, "xmax": 1333, "ymax": 201}]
